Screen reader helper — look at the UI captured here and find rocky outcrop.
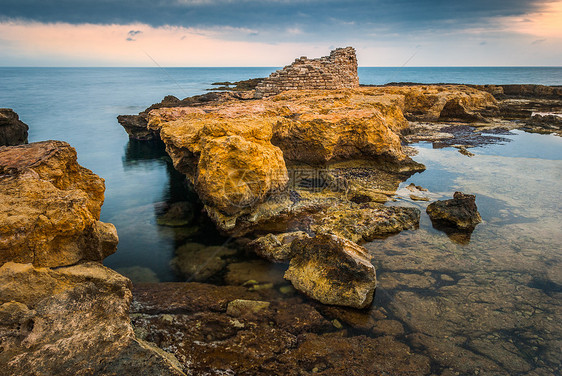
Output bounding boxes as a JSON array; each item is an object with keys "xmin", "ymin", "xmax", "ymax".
[
  {"xmin": 0, "ymin": 141, "xmax": 118, "ymax": 267},
  {"xmin": 0, "ymin": 141, "xmax": 186, "ymax": 375},
  {"xmin": 0, "ymin": 262, "xmax": 185, "ymax": 376},
  {"xmin": 255, "ymin": 47, "xmax": 359, "ymax": 98},
  {"xmin": 426, "ymin": 192, "xmax": 482, "ymax": 231},
  {"xmin": 0, "ymin": 109, "xmax": 28, "ymax": 146},
  {"xmin": 144, "ymin": 89, "xmax": 420, "ymax": 232},
  {"xmin": 285, "ymin": 234, "xmax": 377, "ymax": 309},
  {"xmin": 117, "ymin": 92, "xmax": 256, "ymax": 140},
  {"xmin": 375, "ymin": 85, "xmax": 499, "ymax": 122},
  {"xmin": 473, "ymin": 84, "xmax": 562, "ymax": 99}
]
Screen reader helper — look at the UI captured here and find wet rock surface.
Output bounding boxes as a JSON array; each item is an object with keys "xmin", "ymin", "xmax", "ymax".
[
  {"xmin": 426, "ymin": 191, "xmax": 482, "ymax": 230},
  {"xmin": 0, "ymin": 109, "xmax": 28, "ymax": 146},
  {"xmin": 130, "ymin": 282, "xmax": 431, "ymax": 375}
]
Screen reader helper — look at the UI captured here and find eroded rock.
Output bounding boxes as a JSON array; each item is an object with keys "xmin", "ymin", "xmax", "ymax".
[
  {"xmin": 247, "ymin": 231, "xmax": 310, "ymax": 262},
  {"xmin": 426, "ymin": 191, "xmax": 482, "ymax": 231},
  {"xmin": 285, "ymin": 234, "xmax": 377, "ymax": 309},
  {"xmin": 0, "ymin": 262, "xmax": 185, "ymax": 376},
  {"xmin": 0, "ymin": 141, "xmax": 118, "ymax": 267}
]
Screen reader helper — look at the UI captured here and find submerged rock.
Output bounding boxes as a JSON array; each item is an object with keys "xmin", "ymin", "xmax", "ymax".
[
  {"xmin": 131, "ymin": 282, "xmax": 430, "ymax": 375},
  {"xmin": 170, "ymin": 243, "xmax": 237, "ymax": 282},
  {"xmin": 156, "ymin": 201, "xmax": 194, "ymax": 227},
  {"xmin": 285, "ymin": 234, "xmax": 377, "ymax": 309},
  {"xmin": 0, "ymin": 141, "xmax": 118, "ymax": 267},
  {"xmin": 426, "ymin": 192, "xmax": 482, "ymax": 231},
  {"xmin": 0, "ymin": 109, "xmax": 28, "ymax": 146}
]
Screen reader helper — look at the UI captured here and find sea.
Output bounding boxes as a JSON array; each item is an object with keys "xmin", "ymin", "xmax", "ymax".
[{"xmin": 1, "ymin": 66, "xmax": 561, "ymax": 374}]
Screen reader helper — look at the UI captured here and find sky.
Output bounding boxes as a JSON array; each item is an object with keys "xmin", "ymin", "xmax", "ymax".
[{"xmin": 1, "ymin": 0, "xmax": 561, "ymax": 67}]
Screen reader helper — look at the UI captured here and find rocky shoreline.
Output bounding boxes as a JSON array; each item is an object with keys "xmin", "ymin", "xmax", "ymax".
[{"xmin": 2, "ymin": 48, "xmax": 561, "ymax": 375}]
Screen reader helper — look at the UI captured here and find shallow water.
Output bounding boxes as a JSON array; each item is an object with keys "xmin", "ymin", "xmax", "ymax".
[
  {"xmin": 369, "ymin": 132, "xmax": 562, "ymax": 373},
  {"xmin": 1, "ymin": 67, "xmax": 561, "ymax": 373}
]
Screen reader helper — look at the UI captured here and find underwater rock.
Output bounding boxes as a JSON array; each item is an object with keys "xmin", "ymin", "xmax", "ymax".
[
  {"xmin": 116, "ymin": 266, "xmax": 160, "ymax": 283},
  {"xmin": 285, "ymin": 234, "xmax": 377, "ymax": 309},
  {"xmin": 224, "ymin": 259, "xmax": 287, "ymax": 286},
  {"xmin": 156, "ymin": 201, "xmax": 194, "ymax": 227},
  {"xmin": 131, "ymin": 282, "xmax": 430, "ymax": 375},
  {"xmin": 426, "ymin": 192, "xmax": 482, "ymax": 231},
  {"xmin": 0, "ymin": 109, "xmax": 28, "ymax": 146},
  {"xmin": 170, "ymin": 243, "xmax": 237, "ymax": 282},
  {"xmin": 0, "ymin": 262, "xmax": 185, "ymax": 376},
  {"xmin": 0, "ymin": 141, "xmax": 118, "ymax": 267}
]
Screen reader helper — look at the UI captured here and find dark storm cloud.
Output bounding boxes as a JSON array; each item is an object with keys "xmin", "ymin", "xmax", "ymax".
[{"xmin": 0, "ymin": 0, "xmax": 554, "ymax": 35}]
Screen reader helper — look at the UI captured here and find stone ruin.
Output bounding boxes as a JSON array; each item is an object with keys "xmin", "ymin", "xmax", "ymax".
[{"xmin": 254, "ymin": 47, "xmax": 360, "ymax": 98}]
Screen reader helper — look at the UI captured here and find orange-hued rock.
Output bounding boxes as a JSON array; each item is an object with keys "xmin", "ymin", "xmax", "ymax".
[
  {"xmin": 371, "ymin": 85, "xmax": 499, "ymax": 121},
  {"xmin": 148, "ymin": 113, "xmax": 288, "ymax": 216},
  {"xmin": 285, "ymin": 234, "xmax": 377, "ymax": 309},
  {"xmin": 0, "ymin": 141, "xmax": 118, "ymax": 267}
]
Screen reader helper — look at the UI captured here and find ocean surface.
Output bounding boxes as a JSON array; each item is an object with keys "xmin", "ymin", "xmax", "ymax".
[{"xmin": 1, "ymin": 67, "xmax": 561, "ymax": 374}]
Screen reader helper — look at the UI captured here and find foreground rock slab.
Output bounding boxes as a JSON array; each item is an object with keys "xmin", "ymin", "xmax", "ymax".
[
  {"xmin": 0, "ymin": 141, "xmax": 118, "ymax": 267},
  {"xmin": 0, "ymin": 109, "xmax": 28, "ymax": 146},
  {"xmin": 0, "ymin": 262, "xmax": 185, "ymax": 376}
]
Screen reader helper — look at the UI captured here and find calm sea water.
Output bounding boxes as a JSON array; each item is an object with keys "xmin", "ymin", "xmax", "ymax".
[{"xmin": 1, "ymin": 67, "xmax": 561, "ymax": 374}]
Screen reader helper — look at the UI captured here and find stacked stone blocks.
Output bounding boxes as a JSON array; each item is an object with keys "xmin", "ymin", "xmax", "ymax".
[{"xmin": 255, "ymin": 47, "xmax": 360, "ymax": 98}]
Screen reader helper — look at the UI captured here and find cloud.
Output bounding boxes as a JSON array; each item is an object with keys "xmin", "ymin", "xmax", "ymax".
[
  {"xmin": 126, "ymin": 29, "xmax": 142, "ymax": 41},
  {"xmin": 531, "ymin": 38, "xmax": 546, "ymax": 44},
  {"xmin": 0, "ymin": 0, "xmax": 556, "ymax": 36}
]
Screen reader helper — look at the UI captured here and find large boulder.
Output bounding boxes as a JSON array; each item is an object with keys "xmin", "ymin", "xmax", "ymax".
[
  {"xmin": 0, "ymin": 141, "xmax": 118, "ymax": 267},
  {"xmin": 0, "ymin": 109, "xmax": 28, "ymax": 146},
  {"xmin": 426, "ymin": 191, "xmax": 482, "ymax": 231},
  {"xmin": 148, "ymin": 111, "xmax": 288, "ymax": 217},
  {"xmin": 0, "ymin": 262, "xmax": 185, "ymax": 376},
  {"xmin": 285, "ymin": 234, "xmax": 377, "ymax": 309}
]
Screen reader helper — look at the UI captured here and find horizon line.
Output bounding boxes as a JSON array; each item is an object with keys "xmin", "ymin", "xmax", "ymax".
[{"xmin": 1, "ymin": 65, "xmax": 562, "ymax": 69}]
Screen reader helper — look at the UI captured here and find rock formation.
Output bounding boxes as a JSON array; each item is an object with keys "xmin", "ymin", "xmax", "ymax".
[
  {"xmin": 285, "ymin": 234, "xmax": 377, "ymax": 309},
  {"xmin": 426, "ymin": 191, "xmax": 482, "ymax": 244},
  {"xmin": 0, "ymin": 141, "xmax": 186, "ymax": 375},
  {"xmin": 0, "ymin": 141, "xmax": 118, "ymax": 267},
  {"xmin": 116, "ymin": 50, "xmax": 508, "ymax": 308},
  {"xmin": 0, "ymin": 109, "xmax": 28, "ymax": 146},
  {"xmin": 255, "ymin": 47, "xmax": 359, "ymax": 98}
]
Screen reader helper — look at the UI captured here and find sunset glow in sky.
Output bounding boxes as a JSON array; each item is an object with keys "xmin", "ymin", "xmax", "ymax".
[{"xmin": 1, "ymin": 0, "xmax": 561, "ymax": 66}]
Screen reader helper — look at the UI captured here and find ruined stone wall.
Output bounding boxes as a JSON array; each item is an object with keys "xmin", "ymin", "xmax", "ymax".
[{"xmin": 254, "ymin": 47, "xmax": 359, "ymax": 98}]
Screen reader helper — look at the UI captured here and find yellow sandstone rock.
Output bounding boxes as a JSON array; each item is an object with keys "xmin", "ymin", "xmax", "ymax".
[{"xmin": 0, "ymin": 141, "xmax": 118, "ymax": 267}]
